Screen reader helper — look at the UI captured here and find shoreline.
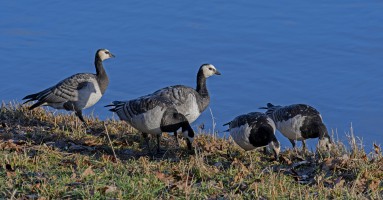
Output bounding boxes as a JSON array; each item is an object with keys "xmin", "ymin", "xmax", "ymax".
[{"xmin": 0, "ymin": 103, "xmax": 382, "ymax": 199}]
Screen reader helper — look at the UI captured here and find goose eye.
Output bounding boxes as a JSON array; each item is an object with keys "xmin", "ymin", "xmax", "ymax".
[
  {"xmin": 208, "ymin": 68, "xmax": 213, "ymax": 70},
  {"xmin": 105, "ymin": 52, "xmax": 110, "ymax": 54}
]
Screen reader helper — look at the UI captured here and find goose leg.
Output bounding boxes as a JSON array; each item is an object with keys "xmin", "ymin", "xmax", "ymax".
[
  {"xmin": 156, "ymin": 134, "xmax": 166, "ymax": 154},
  {"xmin": 289, "ymin": 139, "xmax": 296, "ymax": 148},
  {"xmin": 263, "ymin": 147, "xmax": 268, "ymax": 154},
  {"xmin": 181, "ymin": 122, "xmax": 194, "ymax": 153},
  {"xmin": 75, "ymin": 110, "xmax": 87, "ymax": 126},
  {"xmin": 156, "ymin": 134, "xmax": 161, "ymax": 153},
  {"xmin": 142, "ymin": 132, "xmax": 151, "ymax": 153},
  {"xmin": 186, "ymin": 138, "xmax": 192, "ymax": 152},
  {"xmin": 174, "ymin": 131, "xmax": 180, "ymax": 147},
  {"xmin": 302, "ymin": 140, "xmax": 307, "ymax": 151}
]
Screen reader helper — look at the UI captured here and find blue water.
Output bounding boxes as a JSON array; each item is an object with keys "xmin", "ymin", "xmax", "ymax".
[{"xmin": 1, "ymin": 1, "xmax": 383, "ymax": 149}]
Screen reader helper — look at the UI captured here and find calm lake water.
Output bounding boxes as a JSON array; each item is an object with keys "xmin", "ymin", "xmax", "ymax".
[{"xmin": 1, "ymin": 1, "xmax": 382, "ymax": 149}]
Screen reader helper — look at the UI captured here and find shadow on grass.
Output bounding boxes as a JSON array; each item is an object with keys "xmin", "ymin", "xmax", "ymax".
[
  {"xmin": 0, "ymin": 103, "xmax": 193, "ymax": 162},
  {"xmin": 1, "ymin": 103, "xmax": 383, "ymax": 199}
]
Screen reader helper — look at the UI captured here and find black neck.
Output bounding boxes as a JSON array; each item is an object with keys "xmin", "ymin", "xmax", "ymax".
[
  {"xmin": 94, "ymin": 56, "xmax": 109, "ymax": 94},
  {"xmin": 196, "ymin": 70, "xmax": 208, "ymax": 97},
  {"xmin": 182, "ymin": 122, "xmax": 194, "ymax": 138},
  {"xmin": 318, "ymin": 124, "xmax": 330, "ymax": 141},
  {"xmin": 95, "ymin": 56, "xmax": 105, "ymax": 76},
  {"xmin": 272, "ymin": 136, "xmax": 280, "ymax": 148}
]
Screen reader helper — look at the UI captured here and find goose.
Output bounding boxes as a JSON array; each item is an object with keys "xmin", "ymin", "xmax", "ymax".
[
  {"xmin": 106, "ymin": 96, "xmax": 194, "ymax": 153},
  {"xmin": 151, "ymin": 63, "xmax": 221, "ymax": 123},
  {"xmin": 106, "ymin": 64, "xmax": 220, "ymax": 153},
  {"xmin": 22, "ymin": 49, "xmax": 115, "ymax": 124},
  {"xmin": 224, "ymin": 112, "xmax": 280, "ymax": 160},
  {"xmin": 260, "ymin": 103, "xmax": 332, "ymax": 150}
]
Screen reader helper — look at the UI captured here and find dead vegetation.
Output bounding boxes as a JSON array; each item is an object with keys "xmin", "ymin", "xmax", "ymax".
[{"xmin": 0, "ymin": 102, "xmax": 382, "ymax": 199}]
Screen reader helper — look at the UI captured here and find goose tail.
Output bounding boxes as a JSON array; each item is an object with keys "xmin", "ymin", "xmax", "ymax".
[
  {"xmin": 105, "ymin": 101, "xmax": 125, "ymax": 112},
  {"xmin": 22, "ymin": 92, "xmax": 47, "ymax": 110}
]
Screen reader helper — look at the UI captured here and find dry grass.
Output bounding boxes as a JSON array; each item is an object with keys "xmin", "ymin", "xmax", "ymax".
[{"xmin": 0, "ymin": 102, "xmax": 382, "ymax": 199}]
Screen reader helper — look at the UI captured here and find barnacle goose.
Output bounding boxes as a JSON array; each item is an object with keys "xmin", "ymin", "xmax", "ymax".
[
  {"xmin": 151, "ymin": 64, "xmax": 221, "ymax": 123},
  {"xmin": 224, "ymin": 112, "xmax": 280, "ymax": 160},
  {"xmin": 260, "ymin": 103, "xmax": 332, "ymax": 150},
  {"xmin": 23, "ymin": 49, "xmax": 115, "ymax": 124},
  {"xmin": 106, "ymin": 96, "xmax": 194, "ymax": 153}
]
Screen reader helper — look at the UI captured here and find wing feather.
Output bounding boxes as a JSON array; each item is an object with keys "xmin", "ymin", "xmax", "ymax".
[{"xmin": 24, "ymin": 73, "xmax": 97, "ymax": 104}]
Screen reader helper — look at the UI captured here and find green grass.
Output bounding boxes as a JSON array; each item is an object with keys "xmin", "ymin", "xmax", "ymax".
[{"xmin": 0, "ymin": 102, "xmax": 382, "ymax": 199}]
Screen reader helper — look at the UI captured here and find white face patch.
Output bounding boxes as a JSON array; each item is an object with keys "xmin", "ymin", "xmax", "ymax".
[
  {"xmin": 98, "ymin": 49, "xmax": 113, "ymax": 61},
  {"xmin": 275, "ymin": 114, "xmax": 306, "ymax": 141},
  {"xmin": 201, "ymin": 64, "xmax": 217, "ymax": 78},
  {"xmin": 183, "ymin": 130, "xmax": 194, "ymax": 143},
  {"xmin": 268, "ymin": 141, "xmax": 280, "ymax": 157},
  {"xmin": 318, "ymin": 137, "xmax": 331, "ymax": 149}
]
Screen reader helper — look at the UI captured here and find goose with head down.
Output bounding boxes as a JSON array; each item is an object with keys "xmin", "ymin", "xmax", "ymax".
[
  {"xmin": 224, "ymin": 112, "xmax": 280, "ymax": 160},
  {"xmin": 260, "ymin": 103, "xmax": 332, "ymax": 150}
]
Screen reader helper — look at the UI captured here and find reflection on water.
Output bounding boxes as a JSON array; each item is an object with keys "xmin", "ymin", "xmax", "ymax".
[{"xmin": 1, "ymin": 1, "xmax": 383, "ymax": 147}]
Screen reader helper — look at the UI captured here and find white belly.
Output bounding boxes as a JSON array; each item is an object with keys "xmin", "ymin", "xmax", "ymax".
[
  {"xmin": 275, "ymin": 115, "xmax": 306, "ymax": 141},
  {"xmin": 230, "ymin": 123, "xmax": 255, "ymax": 151},
  {"xmin": 175, "ymin": 94, "xmax": 200, "ymax": 123},
  {"xmin": 78, "ymin": 81, "xmax": 103, "ymax": 109},
  {"xmin": 129, "ymin": 106, "xmax": 165, "ymax": 135}
]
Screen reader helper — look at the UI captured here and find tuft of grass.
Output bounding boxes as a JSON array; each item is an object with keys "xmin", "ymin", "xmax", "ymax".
[{"xmin": 0, "ymin": 102, "xmax": 382, "ymax": 199}]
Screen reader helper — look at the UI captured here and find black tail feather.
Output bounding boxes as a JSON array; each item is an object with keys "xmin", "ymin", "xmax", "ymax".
[
  {"xmin": 259, "ymin": 103, "xmax": 275, "ymax": 109},
  {"xmin": 22, "ymin": 93, "xmax": 37, "ymax": 101},
  {"xmin": 28, "ymin": 101, "xmax": 44, "ymax": 110},
  {"xmin": 223, "ymin": 122, "xmax": 231, "ymax": 132},
  {"xmin": 105, "ymin": 101, "xmax": 124, "ymax": 107},
  {"xmin": 108, "ymin": 108, "xmax": 117, "ymax": 112},
  {"xmin": 22, "ymin": 93, "xmax": 43, "ymax": 109},
  {"xmin": 105, "ymin": 101, "xmax": 125, "ymax": 112},
  {"xmin": 22, "ymin": 99, "xmax": 34, "ymax": 105},
  {"xmin": 22, "ymin": 93, "xmax": 39, "ymax": 104},
  {"xmin": 223, "ymin": 121, "xmax": 231, "ymax": 126}
]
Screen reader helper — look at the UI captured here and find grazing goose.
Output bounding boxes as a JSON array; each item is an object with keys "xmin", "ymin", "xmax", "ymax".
[
  {"xmin": 260, "ymin": 103, "xmax": 332, "ymax": 149},
  {"xmin": 106, "ymin": 96, "xmax": 194, "ymax": 153},
  {"xmin": 23, "ymin": 49, "xmax": 115, "ymax": 124},
  {"xmin": 224, "ymin": 112, "xmax": 280, "ymax": 160},
  {"xmin": 151, "ymin": 64, "xmax": 221, "ymax": 123}
]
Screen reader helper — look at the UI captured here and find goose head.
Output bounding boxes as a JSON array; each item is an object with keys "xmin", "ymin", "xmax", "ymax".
[
  {"xmin": 268, "ymin": 139, "xmax": 280, "ymax": 161},
  {"xmin": 97, "ymin": 49, "xmax": 115, "ymax": 61},
  {"xmin": 318, "ymin": 137, "xmax": 332, "ymax": 149},
  {"xmin": 315, "ymin": 121, "xmax": 332, "ymax": 151},
  {"xmin": 183, "ymin": 127, "xmax": 195, "ymax": 151},
  {"xmin": 200, "ymin": 64, "xmax": 221, "ymax": 78}
]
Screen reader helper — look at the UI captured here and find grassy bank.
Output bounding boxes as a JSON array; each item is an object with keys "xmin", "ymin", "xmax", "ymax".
[{"xmin": 0, "ymin": 102, "xmax": 382, "ymax": 199}]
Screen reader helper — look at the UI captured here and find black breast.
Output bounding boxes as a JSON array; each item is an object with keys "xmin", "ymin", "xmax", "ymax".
[
  {"xmin": 230, "ymin": 112, "xmax": 275, "ymax": 148},
  {"xmin": 299, "ymin": 115, "xmax": 325, "ymax": 139}
]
